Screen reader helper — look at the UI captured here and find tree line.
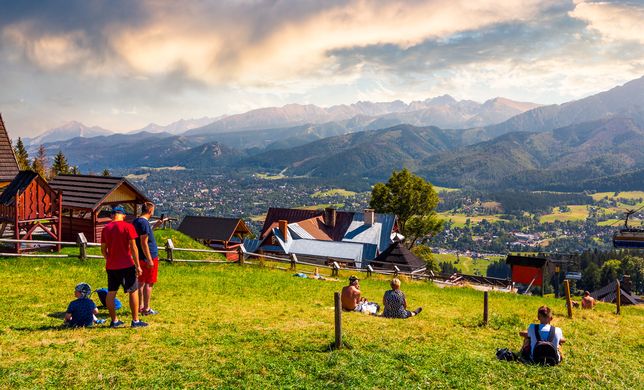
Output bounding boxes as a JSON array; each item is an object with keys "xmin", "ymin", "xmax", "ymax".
[{"xmin": 12, "ymin": 137, "xmax": 110, "ymax": 179}]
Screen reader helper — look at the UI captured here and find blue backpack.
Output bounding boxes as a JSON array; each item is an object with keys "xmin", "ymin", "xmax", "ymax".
[{"xmin": 95, "ymin": 288, "xmax": 123, "ymax": 310}]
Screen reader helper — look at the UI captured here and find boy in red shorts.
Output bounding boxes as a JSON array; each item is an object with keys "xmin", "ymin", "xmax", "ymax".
[
  {"xmin": 133, "ymin": 202, "xmax": 160, "ymax": 316},
  {"xmin": 101, "ymin": 205, "xmax": 148, "ymax": 328}
]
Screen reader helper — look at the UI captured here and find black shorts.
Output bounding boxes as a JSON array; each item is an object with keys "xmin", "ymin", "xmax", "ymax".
[{"xmin": 107, "ymin": 266, "xmax": 139, "ymax": 293}]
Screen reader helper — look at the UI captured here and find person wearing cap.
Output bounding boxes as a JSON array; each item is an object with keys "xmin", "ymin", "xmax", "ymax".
[
  {"xmin": 341, "ymin": 275, "xmax": 380, "ymax": 314},
  {"xmin": 101, "ymin": 205, "xmax": 148, "ymax": 328},
  {"xmin": 64, "ymin": 282, "xmax": 99, "ymax": 327}
]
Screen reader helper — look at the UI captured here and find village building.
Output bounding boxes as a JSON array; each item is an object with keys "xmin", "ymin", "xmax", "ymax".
[
  {"xmin": 0, "ymin": 170, "xmax": 62, "ymax": 252},
  {"xmin": 49, "ymin": 174, "xmax": 149, "ymax": 242},
  {"xmin": 369, "ymin": 241, "xmax": 427, "ymax": 273},
  {"xmin": 177, "ymin": 215, "xmax": 252, "ymax": 260},
  {"xmin": 246, "ymin": 207, "xmax": 398, "ymax": 268},
  {"xmin": 0, "ymin": 114, "xmax": 20, "ymax": 189}
]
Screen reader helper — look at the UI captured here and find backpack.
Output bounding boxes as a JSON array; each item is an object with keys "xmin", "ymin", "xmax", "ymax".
[
  {"xmin": 95, "ymin": 288, "xmax": 123, "ymax": 310},
  {"xmin": 532, "ymin": 324, "xmax": 560, "ymax": 366}
]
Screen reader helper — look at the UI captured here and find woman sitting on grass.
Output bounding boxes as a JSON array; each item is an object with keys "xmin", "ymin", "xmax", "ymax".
[{"xmin": 382, "ymin": 278, "xmax": 422, "ymax": 319}]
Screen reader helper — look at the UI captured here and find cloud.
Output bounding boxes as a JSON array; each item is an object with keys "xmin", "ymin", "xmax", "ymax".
[{"xmin": 570, "ymin": 1, "xmax": 644, "ymax": 43}]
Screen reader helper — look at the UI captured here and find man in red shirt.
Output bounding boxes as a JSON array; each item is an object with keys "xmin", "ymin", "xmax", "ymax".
[{"xmin": 101, "ymin": 205, "xmax": 148, "ymax": 328}]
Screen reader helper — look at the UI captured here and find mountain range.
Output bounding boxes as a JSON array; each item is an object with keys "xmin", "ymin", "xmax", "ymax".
[{"xmin": 30, "ymin": 75, "xmax": 644, "ymax": 191}]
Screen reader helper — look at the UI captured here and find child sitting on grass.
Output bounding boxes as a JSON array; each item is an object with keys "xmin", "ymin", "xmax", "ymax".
[{"xmin": 64, "ymin": 283, "xmax": 104, "ymax": 327}]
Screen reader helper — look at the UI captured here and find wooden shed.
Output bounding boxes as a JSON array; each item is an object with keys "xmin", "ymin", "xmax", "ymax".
[
  {"xmin": 177, "ymin": 216, "xmax": 252, "ymax": 260},
  {"xmin": 0, "ymin": 113, "xmax": 20, "ymax": 189},
  {"xmin": 0, "ymin": 171, "xmax": 62, "ymax": 252},
  {"xmin": 506, "ymin": 254, "xmax": 547, "ymax": 295},
  {"xmin": 49, "ymin": 174, "xmax": 149, "ymax": 242}
]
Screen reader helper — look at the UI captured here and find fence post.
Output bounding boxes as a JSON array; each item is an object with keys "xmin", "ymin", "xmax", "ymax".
[
  {"xmin": 394, "ymin": 265, "xmax": 400, "ymax": 277},
  {"xmin": 483, "ymin": 291, "xmax": 489, "ymax": 326},
  {"xmin": 290, "ymin": 253, "xmax": 298, "ymax": 271},
  {"xmin": 77, "ymin": 233, "xmax": 88, "ymax": 261},
  {"xmin": 238, "ymin": 246, "xmax": 245, "ymax": 265},
  {"xmin": 332, "ymin": 261, "xmax": 340, "ymax": 277},
  {"xmin": 564, "ymin": 280, "xmax": 572, "ymax": 318},
  {"xmin": 334, "ymin": 292, "xmax": 342, "ymax": 349},
  {"xmin": 165, "ymin": 239, "xmax": 174, "ymax": 263},
  {"xmin": 367, "ymin": 265, "xmax": 373, "ymax": 278},
  {"xmin": 616, "ymin": 280, "xmax": 621, "ymax": 315}
]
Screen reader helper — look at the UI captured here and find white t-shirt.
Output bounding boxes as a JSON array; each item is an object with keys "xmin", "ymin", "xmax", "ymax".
[{"xmin": 528, "ymin": 324, "xmax": 563, "ymax": 359}]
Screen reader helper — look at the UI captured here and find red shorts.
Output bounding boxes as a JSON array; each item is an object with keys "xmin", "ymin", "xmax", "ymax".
[{"xmin": 139, "ymin": 257, "xmax": 159, "ymax": 284}]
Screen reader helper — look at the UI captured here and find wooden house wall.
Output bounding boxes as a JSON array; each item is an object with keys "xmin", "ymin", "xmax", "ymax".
[{"xmin": 18, "ymin": 180, "xmax": 56, "ymax": 220}]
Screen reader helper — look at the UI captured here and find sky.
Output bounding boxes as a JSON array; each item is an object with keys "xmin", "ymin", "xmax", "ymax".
[{"xmin": 1, "ymin": 0, "xmax": 643, "ymax": 137}]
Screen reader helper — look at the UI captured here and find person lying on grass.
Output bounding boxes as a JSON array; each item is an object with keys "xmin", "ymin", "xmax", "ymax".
[
  {"xmin": 382, "ymin": 278, "xmax": 422, "ymax": 319},
  {"xmin": 341, "ymin": 275, "xmax": 380, "ymax": 314},
  {"xmin": 64, "ymin": 283, "xmax": 102, "ymax": 327},
  {"xmin": 519, "ymin": 305, "xmax": 566, "ymax": 365}
]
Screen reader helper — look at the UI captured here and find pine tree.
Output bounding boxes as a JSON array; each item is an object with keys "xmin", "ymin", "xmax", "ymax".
[
  {"xmin": 31, "ymin": 145, "xmax": 48, "ymax": 178},
  {"xmin": 51, "ymin": 150, "xmax": 70, "ymax": 176},
  {"xmin": 70, "ymin": 166, "xmax": 80, "ymax": 175},
  {"xmin": 13, "ymin": 137, "xmax": 30, "ymax": 170},
  {"xmin": 102, "ymin": 169, "xmax": 110, "ymax": 176}
]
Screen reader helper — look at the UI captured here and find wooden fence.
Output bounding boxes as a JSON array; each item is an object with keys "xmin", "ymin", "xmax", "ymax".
[{"xmin": 0, "ymin": 236, "xmax": 513, "ymax": 288}]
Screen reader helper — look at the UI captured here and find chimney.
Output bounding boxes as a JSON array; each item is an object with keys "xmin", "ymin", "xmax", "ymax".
[
  {"xmin": 622, "ymin": 275, "xmax": 632, "ymax": 294},
  {"xmin": 364, "ymin": 209, "xmax": 375, "ymax": 225},
  {"xmin": 278, "ymin": 220, "xmax": 288, "ymax": 241},
  {"xmin": 324, "ymin": 207, "xmax": 336, "ymax": 228}
]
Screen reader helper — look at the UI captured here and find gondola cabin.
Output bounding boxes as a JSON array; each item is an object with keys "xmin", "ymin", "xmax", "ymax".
[
  {"xmin": 613, "ymin": 229, "xmax": 644, "ymax": 248},
  {"xmin": 49, "ymin": 174, "xmax": 149, "ymax": 243},
  {"xmin": 0, "ymin": 171, "xmax": 62, "ymax": 252}
]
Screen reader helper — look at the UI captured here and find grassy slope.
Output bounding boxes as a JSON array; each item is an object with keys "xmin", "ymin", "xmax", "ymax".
[
  {"xmin": 0, "ymin": 258, "xmax": 641, "ymax": 389},
  {"xmin": 539, "ymin": 205, "xmax": 589, "ymax": 223}
]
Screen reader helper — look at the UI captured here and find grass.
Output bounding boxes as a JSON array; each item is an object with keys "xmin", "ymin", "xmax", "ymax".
[
  {"xmin": 539, "ymin": 205, "xmax": 589, "ymax": 223},
  {"xmin": 2, "ymin": 256, "xmax": 641, "ymax": 389},
  {"xmin": 439, "ymin": 212, "xmax": 505, "ymax": 228},
  {"xmin": 434, "ymin": 186, "xmax": 460, "ymax": 193},
  {"xmin": 433, "ymin": 253, "xmax": 501, "ymax": 275},
  {"xmin": 590, "ymin": 191, "xmax": 644, "ymax": 202},
  {"xmin": 311, "ymin": 189, "xmax": 357, "ymax": 198}
]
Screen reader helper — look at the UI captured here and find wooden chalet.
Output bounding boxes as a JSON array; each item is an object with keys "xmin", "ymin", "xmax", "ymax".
[
  {"xmin": 0, "ymin": 113, "xmax": 20, "ymax": 188},
  {"xmin": 0, "ymin": 171, "xmax": 62, "ymax": 252},
  {"xmin": 49, "ymin": 174, "xmax": 149, "ymax": 242},
  {"xmin": 369, "ymin": 241, "xmax": 426, "ymax": 273},
  {"xmin": 177, "ymin": 216, "xmax": 251, "ymax": 260}
]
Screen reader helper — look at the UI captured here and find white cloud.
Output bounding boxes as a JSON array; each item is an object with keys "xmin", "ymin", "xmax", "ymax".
[{"xmin": 570, "ymin": 1, "xmax": 644, "ymax": 43}]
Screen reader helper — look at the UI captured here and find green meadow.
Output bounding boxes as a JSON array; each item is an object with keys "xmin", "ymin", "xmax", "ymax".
[{"xmin": 1, "ymin": 255, "xmax": 641, "ymax": 389}]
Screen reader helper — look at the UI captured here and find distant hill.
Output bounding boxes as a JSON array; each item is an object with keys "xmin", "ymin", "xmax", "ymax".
[
  {"xmin": 464, "ymin": 76, "xmax": 644, "ymax": 142},
  {"xmin": 25, "ymin": 121, "xmax": 113, "ymax": 147},
  {"xmin": 185, "ymin": 96, "xmax": 540, "ymax": 136},
  {"xmin": 129, "ymin": 117, "xmax": 220, "ymax": 135},
  {"xmin": 241, "ymin": 124, "xmax": 460, "ymax": 180},
  {"xmin": 418, "ymin": 117, "xmax": 644, "ymax": 189}
]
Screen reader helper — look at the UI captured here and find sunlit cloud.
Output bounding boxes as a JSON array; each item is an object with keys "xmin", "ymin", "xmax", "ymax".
[{"xmin": 570, "ymin": 0, "xmax": 644, "ymax": 44}]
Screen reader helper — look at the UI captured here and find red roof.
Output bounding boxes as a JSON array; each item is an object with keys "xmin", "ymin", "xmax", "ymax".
[{"xmin": 260, "ymin": 207, "xmax": 354, "ymax": 241}]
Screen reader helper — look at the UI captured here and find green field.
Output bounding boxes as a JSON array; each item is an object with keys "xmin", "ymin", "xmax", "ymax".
[
  {"xmin": 539, "ymin": 205, "xmax": 589, "ymax": 223},
  {"xmin": 1, "ymin": 253, "xmax": 641, "ymax": 388},
  {"xmin": 312, "ymin": 189, "xmax": 358, "ymax": 198},
  {"xmin": 433, "ymin": 253, "xmax": 501, "ymax": 276},
  {"xmin": 590, "ymin": 191, "xmax": 644, "ymax": 202},
  {"xmin": 439, "ymin": 212, "xmax": 505, "ymax": 228}
]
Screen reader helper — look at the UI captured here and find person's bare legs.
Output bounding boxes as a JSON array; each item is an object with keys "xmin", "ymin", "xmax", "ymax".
[
  {"xmin": 106, "ymin": 291, "xmax": 118, "ymax": 322},
  {"xmin": 142, "ymin": 283, "xmax": 154, "ymax": 312},
  {"xmin": 138, "ymin": 287, "xmax": 144, "ymax": 312},
  {"xmin": 129, "ymin": 290, "xmax": 140, "ymax": 322}
]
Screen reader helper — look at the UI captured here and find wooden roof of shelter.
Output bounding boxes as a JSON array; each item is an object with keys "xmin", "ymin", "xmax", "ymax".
[
  {"xmin": 0, "ymin": 171, "xmax": 46, "ymax": 205},
  {"xmin": 0, "ymin": 114, "xmax": 20, "ymax": 182},
  {"xmin": 178, "ymin": 216, "xmax": 251, "ymax": 243},
  {"xmin": 369, "ymin": 241, "xmax": 426, "ymax": 273},
  {"xmin": 49, "ymin": 174, "xmax": 149, "ymax": 211},
  {"xmin": 590, "ymin": 280, "xmax": 641, "ymax": 305},
  {"xmin": 506, "ymin": 254, "xmax": 547, "ymax": 268}
]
